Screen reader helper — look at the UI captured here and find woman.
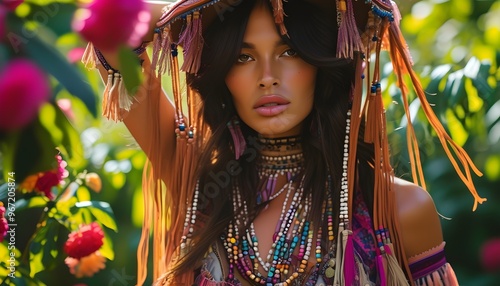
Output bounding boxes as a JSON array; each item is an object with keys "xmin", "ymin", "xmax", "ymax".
[{"xmin": 84, "ymin": 0, "xmax": 484, "ymax": 284}]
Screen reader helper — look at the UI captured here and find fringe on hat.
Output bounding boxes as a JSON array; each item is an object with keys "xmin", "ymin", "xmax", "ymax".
[
  {"xmin": 152, "ymin": 25, "xmax": 174, "ymax": 77},
  {"xmin": 336, "ymin": 0, "xmax": 364, "ymax": 59},
  {"xmin": 383, "ymin": 3, "xmax": 485, "ymax": 211},
  {"xmin": 178, "ymin": 11, "xmax": 204, "ymax": 74},
  {"xmin": 272, "ymin": 0, "xmax": 288, "ymax": 36}
]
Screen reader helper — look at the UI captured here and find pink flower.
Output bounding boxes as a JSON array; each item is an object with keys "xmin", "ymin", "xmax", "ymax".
[
  {"xmin": 64, "ymin": 222, "xmax": 105, "ymax": 259},
  {"xmin": 0, "ymin": 202, "xmax": 8, "ymax": 242},
  {"xmin": 0, "ymin": 59, "xmax": 51, "ymax": 131},
  {"xmin": 67, "ymin": 47, "xmax": 85, "ymax": 64},
  {"xmin": 481, "ymin": 238, "xmax": 500, "ymax": 272},
  {"xmin": 72, "ymin": 0, "xmax": 150, "ymax": 51},
  {"xmin": 1, "ymin": 0, "xmax": 24, "ymax": 11},
  {"xmin": 57, "ymin": 99, "xmax": 75, "ymax": 121},
  {"xmin": 65, "ymin": 250, "xmax": 106, "ymax": 278}
]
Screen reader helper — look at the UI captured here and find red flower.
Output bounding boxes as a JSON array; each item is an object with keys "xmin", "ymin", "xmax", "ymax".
[
  {"xmin": 0, "ymin": 202, "xmax": 8, "ymax": 242},
  {"xmin": 1, "ymin": 0, "xmax": 24, "ymax": 11},
  {"xmin": 28, "ymin": 154, "xmax": 69, "ymax": 200},
  {"xmin": 0, "ymin": 59, "xmax": 51, "ymax": 131},
  {"xmin": 481, "ymin": 238, "xmax": 500, "ymax": 272},
  {"xmin": 72, "ymin": 0, "xmax": 150, "ymax": 51},
  {"xmin": 35, "ymin": 171, "xmax": 60, "ymax": 200},
  {"xmin": 64, "ymin": 222, "xmax": 105, "ymax": 259}
]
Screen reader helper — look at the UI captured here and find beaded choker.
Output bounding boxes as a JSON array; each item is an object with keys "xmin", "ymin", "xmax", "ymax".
[
  {"xmin": 256, "ymin": 136, "xmax": 304, "ymax": 204},
  {"xmin": 258, "ymin": 135, "xmax": 302, "ymax": 153}
]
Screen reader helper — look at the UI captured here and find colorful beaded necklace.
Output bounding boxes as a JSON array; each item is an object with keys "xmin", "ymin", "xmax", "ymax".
[{"xmin": 220, "ymin": 136, "xmax": 336, "ymax": 285}]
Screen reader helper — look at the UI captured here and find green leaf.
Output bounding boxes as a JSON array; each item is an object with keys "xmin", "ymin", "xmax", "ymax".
[
  {"xmin": 6, "ymin": 13, "xmax": 97, "ymax": 116},
  {"xmin": 118, "ymin": 45, "xmax": 144, "ymax": 95},
  {"xmin": 72, "ymin": 201, "xmax": 117, "ymax": 231},
  {"xmin": 41, "ymin": 219, "xmax": 60, "ymax": 270},
  {"xmin": 463, "ymin": 57, "xmax": 495, "ymax": 101},
  {"xmin": 14, "ymin": 196, "xmax": 48, "ymax": 213},
  {"xmin": 53, "ymin": 106, "xmax": 86, "ymax": 170},
  {"xmin": 426, "ymin": 64, "xmax": 452, "ymax": 94},
  {"xmin": 29, "ymin": 244, "xmax": 44, "ymax": 277},
  {"xmin": 100, "ymin": 232, "xmax": 115, "ymax": 261},
  {"xmin": 443, "ymin": 70, "xmax": 466, "ymax": 108},
  {"xmin": 25, "ymin": 3, "xmax": 77, "ymax": 37}
]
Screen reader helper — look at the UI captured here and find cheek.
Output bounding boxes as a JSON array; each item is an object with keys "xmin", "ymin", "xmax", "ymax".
[
  {"xmin": 289, "ymin": 64, "xmax": 316, "ymax": 90},
  {"xmin": 225, "ymin": 71, "xmax": 247, "ymax": 104}
]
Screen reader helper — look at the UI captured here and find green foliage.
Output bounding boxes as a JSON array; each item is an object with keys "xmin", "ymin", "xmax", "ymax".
[
  {"xmin": 389, "ymin": 1, "xmax": 500, "ymax": 284},
  {"xmin": 0, "ymin": 0, "xmax": 146, "ymax": 284}
]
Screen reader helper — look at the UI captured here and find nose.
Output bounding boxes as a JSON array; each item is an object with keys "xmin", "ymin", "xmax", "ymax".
[{"xmin": 258, "ymin": 60, "xmax": 279, "ymax": 88}]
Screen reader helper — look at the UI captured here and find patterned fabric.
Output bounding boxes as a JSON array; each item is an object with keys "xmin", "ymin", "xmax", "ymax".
[{"xmin": 351, "ymin": 187, "xmax": 378, "ymax": 281}]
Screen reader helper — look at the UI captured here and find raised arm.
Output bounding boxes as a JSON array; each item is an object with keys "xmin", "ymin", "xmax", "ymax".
[{"xmin": 93, "ymin": 1, "xmax": 177, "ymax": 182}]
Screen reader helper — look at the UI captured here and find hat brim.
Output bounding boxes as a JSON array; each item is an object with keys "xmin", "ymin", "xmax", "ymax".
[{"xmin": 156, "ymin": 0, "xmax": 371, "ymax": 43}]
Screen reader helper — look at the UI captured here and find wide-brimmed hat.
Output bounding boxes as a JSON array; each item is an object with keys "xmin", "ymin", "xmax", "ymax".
[{"xmin": 152, "ymin": 0, "xmax": 385, "ymax": 74}]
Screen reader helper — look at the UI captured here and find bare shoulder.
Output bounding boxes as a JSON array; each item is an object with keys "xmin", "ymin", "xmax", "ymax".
[{"xmin": 393, "ymin": 177, "xmax": 444, "ymax": 259}]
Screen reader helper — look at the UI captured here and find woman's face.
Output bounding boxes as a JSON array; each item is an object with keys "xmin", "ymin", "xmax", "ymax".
[{"xmin": 225, "ymin": 3, "xmax": 317, "ymax": 138}]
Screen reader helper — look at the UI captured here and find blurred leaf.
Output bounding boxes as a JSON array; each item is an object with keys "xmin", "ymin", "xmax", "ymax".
[
  {"xmin": 24, "ymin": 3, "xmax": 77, "ymax": 37},
  {"xmin": 443, "ymin": 70, "xmax": 466, "ymax": 107},
  {"xmin": 76, "ymin": 185, "xmax": 91, "ymax": 201},
  {"xmin": 41, "ymin": 219, "xmax": 60, "ymax": 270},
  {"xmin": 6, "ymin": 13, "xmax": 97, "ymax": 116},
  {"xmin": 100, "ymin": 232, "xmax": 115, "ymax": 260},
  {"xmin": 29, "ymin": 243, "xmax": 44, "ymax": 276},
  {"xmin": 72, "ymin": 201, "xmax": 117, "ymax": 232},
  {"xmin": 110, "ymin": 172, "xmax": 126, "ymax": 189},
  {"xmin": 90, "ymin": 206, "xmax": 118, "ymax": 232},
  {"xmin": 0, "ymin": 117, "xmax": 57, "ymax": 183},
  {"xmin": 463, "ymin": 57, "xmax": 495, "ymax": 100},
  {"xmin": 53, "ymin": 106, "xmax": 86, "ymax": 170},
  {"xmin": 131, "ymin": 186, "xmax": 144, "ymax": 228},
  {"xmin": 118, "ymin": 46, "xmax": 143, "ymax": 95},
  {"xmin": 14, "ymin": 196, "xmax": 48, "ymax": 213},
  {"xmin": 484, "ymin": 155, "xmax": 500, "ymax": 180},
  {"xmin": 426, "ymin": 64, "xmax": 452, "ymax": 95}
]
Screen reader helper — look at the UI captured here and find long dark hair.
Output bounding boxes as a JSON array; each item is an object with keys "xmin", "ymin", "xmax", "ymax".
[{"xmin": 175, "ymin": 0, "xmax": 374, "ymax": 275}]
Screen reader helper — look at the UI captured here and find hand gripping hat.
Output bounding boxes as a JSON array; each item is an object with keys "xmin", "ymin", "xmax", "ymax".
[{"xmin": 82, "ymin": 0, "xmax": 485, "ymax": 285}]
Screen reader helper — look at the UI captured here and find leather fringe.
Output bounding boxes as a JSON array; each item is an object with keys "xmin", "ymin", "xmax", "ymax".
[
  {"xmin": 178, "ymin": 11, "xmax": 204, "ymax": 74},
  {"xmin": 336, "ymin": 0, "xmax": 364, "ymax": 59}
]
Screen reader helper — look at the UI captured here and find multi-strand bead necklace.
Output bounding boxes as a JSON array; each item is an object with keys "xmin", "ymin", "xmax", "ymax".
[{"xmin": 221, "ymin": 136, "xmax": 336, "ymax": 285}]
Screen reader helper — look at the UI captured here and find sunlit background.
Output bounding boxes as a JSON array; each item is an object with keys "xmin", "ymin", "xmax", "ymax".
[{"xmin": 0, "ymin": 0, "xmax": 499, "ymax": 285}]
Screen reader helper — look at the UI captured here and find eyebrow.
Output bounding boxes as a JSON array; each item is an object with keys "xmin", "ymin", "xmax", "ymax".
[{"xmin": 241, "ymin": 38, "xmax": 288, "ymax": 49}]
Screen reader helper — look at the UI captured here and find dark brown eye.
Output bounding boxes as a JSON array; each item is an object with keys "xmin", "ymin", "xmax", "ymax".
[
  {"xmin": 237, "ymin": 54, "xmax": 253, "ymax": 63},
  {"xmin": 282, "ymin": 49, "xmax": 297, "ymax": 57}
]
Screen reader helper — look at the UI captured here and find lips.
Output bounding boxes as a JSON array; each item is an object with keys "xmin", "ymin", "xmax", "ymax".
[{"xmin": 253, "ymin": 95, "xmax": 290, "ymax": 117}]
